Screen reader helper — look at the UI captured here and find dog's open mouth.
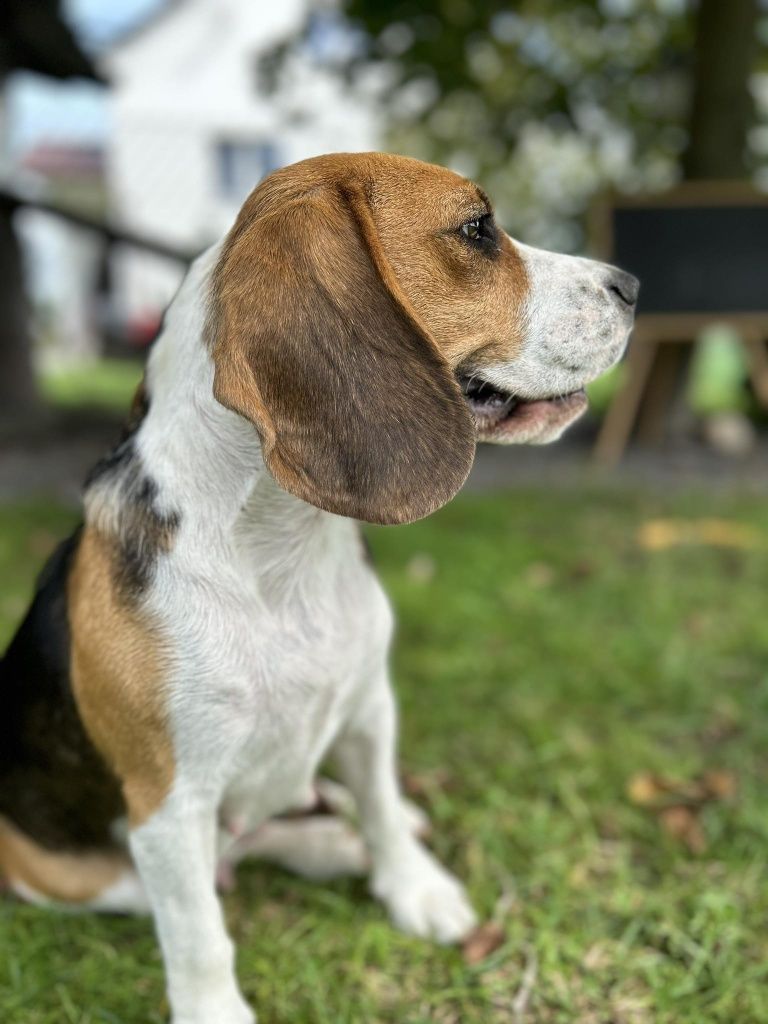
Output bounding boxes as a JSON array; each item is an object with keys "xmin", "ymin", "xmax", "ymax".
[{"xmin": 459, "ymin": 376, "xmax": 589, "ymax": 444}]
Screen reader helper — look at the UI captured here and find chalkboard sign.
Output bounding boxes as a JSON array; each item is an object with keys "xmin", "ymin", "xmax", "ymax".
[{"xmin": 601, "ymin": 186, "xmax": 768, "ymax": 316}]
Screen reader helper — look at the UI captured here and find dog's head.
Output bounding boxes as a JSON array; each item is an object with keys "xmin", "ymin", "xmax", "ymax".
[{"xmin": 208, "ymin": 152, "xmax": 636, "ymax": 525}]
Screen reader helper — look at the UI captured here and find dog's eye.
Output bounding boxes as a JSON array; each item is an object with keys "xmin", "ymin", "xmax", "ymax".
[
  {"xmin": 462, "ymin": 220, "xmax": 482, "ymax": 240},
  {"xmin": 460, "ymin": 214, "xmax": 496, "ymax": 249}
]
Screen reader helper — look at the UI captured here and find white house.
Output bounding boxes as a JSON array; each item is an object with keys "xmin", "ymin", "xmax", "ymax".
[{"xmin": 100, "ymin": 0, "xmax": 381, "ymax": 334}]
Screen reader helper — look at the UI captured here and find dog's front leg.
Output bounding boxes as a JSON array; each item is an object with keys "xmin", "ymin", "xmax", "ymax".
[
  {"xmin": 129, "ymin": 792, "xmax": 255, "ymax": 1024},
  {"xmin": 332, "ymin": 675, "xmax": 477, "ymax": 944}
]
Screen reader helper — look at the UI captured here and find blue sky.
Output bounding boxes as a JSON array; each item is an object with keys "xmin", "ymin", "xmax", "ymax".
[
  {"xmin": 7, "ymin": 0, "xmax": 167, "ymax": 154},
  {"xmin": 66, "ymin": 0, "xmax": 167, "ymax": 50}
]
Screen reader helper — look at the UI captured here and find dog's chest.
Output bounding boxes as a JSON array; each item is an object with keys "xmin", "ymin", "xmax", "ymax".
[{"xmin": 163, "ymin": 532, "xmax": 391, "ymax": 819}]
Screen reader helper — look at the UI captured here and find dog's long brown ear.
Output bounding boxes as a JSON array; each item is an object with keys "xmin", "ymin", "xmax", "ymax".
[{"xmin": 208, "ymin": 181, "xmax": 475, "ymax": 525}]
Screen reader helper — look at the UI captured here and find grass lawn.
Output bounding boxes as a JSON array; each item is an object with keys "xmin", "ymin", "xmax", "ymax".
[{"xmin": 1, "ymin": 487, "xmax": 768, "ymax": 1023}]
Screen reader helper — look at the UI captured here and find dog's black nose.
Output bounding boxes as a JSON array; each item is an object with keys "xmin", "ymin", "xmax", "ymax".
[{"xmin": 605, "ymin": 269, "xmax": 640, "ymax": 308}]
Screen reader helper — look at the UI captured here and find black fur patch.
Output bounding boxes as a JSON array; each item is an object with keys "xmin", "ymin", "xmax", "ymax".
[
  {"xmin": 102, "ymin": 457, "xmax": 180, "ymax": 599},
  {"xmin": 0, "ymin": 530, "xmax": 124, "ymax": 852},
  {"xmin": 85, "ymin": 379, "xmax": 180, "ymax": 601}
]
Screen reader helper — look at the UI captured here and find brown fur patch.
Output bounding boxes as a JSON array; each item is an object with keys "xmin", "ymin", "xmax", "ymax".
[
  {"xmin": 0, "ymin": 814, "xmax": 129, "ymax": 903},
  {"xmin": 362, "ymin": 157, "xmax": 530, "ymax": 368},
  {"xmin": 68, "ymin": 528, "xmax": 175, "ymax": 827}
]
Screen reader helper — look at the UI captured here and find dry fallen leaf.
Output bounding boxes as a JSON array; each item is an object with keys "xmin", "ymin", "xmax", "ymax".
[
  {"xmin": 627, "ymin": 770, "xmax": 737, "ymax": 808},
  {"xmin": 627, "ymin": 768, "xmax": 736, "ymax": 854},
  {"xmin": 462, "ymin": 921, "xmax": 506, "ymax": 965},
  {"xmin": 659, "ymin": 805, "xmax": 707, "ymax": 854},
  {"xmin": 637, "ymin": 518, "xmax": 761, "ymax": 551},
  {"xmin": 626, "ymin": 772, "xmax": 664, "ymax": 807},
  {"xmin": 702, "ymin": 769, "xmax": 738, "ymax": 800}
]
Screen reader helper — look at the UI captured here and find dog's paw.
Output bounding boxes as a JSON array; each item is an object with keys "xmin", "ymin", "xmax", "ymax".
[
  {"xmin": 174, "ymin": 1013, "xmax": 254, "ymax": 1024},
  {"xmin": 172, "ymin": 992, "xmax": 255, "ymax": 1024},
  {"xmin": 372, "ymin": 844, "xmax": 477, "ymax": 944},
  {"xmin": 174, "ymin": 1011, "xmax": 254, "ymax": 1024}
]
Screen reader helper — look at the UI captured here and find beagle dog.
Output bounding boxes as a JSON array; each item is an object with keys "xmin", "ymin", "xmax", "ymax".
[{"xmin": 0, "ymin": 153, "xmax": 637, "ymax": 1024}]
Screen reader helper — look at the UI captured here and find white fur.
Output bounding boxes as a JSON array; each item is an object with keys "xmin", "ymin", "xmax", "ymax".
[{"xmin": 478, "ymin": 238, "xmax": 633, "ymax": 440}]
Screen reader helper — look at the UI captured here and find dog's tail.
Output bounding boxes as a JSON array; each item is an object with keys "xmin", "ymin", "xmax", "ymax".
[{"xmin": 0, "ymin": 813, "xmax": 149, "ymax": 913}]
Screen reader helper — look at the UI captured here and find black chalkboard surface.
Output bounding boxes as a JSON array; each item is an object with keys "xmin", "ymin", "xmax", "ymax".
[
  {"xmin": 593, "ymin": 186, "xmax": 768, "ymax": 466},
  {"xmin": 605, "ymin": 190, "xmax": 768, "ymax": 316}
]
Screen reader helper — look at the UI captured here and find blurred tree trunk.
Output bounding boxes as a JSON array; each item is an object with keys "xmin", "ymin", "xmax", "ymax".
[
  {"xmin": 0, "ymin": 204, "xmax": 39, "ymax": 426},
  {"xmin": 0, "ymin": 1, "xmax": 103, "ymax": 430},
  {"xmin": 683, "ymin": 0, "xmax": 758, "ymax": 180},
  {"xmin": 663, "ymin": 0, "xmax": 759, "ymax": 437}
]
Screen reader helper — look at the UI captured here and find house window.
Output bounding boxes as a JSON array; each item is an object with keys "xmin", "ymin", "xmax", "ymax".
[{"xmin": 216, "ymin": 140, "xmax": 280, "ymax": 203}]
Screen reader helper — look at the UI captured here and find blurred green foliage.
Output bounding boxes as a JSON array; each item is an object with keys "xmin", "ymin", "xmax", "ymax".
[
  {"xmin": 348, "ymin": 0, "xmax": 691, "ymax": 242},
  {"xmin": 40, "ymin": 359, "xmax": 142, "ymax": 413},
  {"xmin": 268, "ymin": 0, "xmax": 766, "ymax": 250},
  {"xmin": 689, "ymin": 330, "xmax": 752, "ymax": 415}
]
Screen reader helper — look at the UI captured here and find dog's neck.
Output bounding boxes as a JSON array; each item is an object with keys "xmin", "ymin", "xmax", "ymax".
[{"xmin": 85, "ymin": 245, "xmax": 356, "ymax": 599}]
